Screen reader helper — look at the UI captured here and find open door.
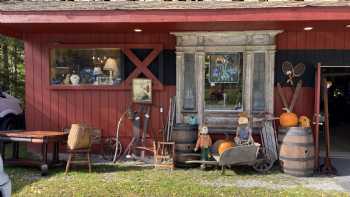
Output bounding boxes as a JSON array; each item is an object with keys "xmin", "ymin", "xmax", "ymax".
[{"xmin": 313, "ymin": 63, "xmax": 321, "ymax": 171}]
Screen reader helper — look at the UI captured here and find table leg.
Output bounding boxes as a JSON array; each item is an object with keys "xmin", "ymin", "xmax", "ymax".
[
  {"xmin": 12, "ymin": 142, "xmax": 19, "ymax": 159},
  {"xmin": 41, "ymin": 143, "xmax": 48, "ymax": 176},
  {"xmin": 0, "ymin": 141, "xmax": 4, "ymax": 159},
  {"xmin": 52, "ymin": 142, "xmax": 59, "ymax": 164},
  {"xmin": 11, "ymin": 142, "xmax": 15, "ymax": 159}
]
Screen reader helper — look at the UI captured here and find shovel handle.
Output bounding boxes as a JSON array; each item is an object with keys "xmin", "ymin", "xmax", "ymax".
[
  {"xmin": 277, "ymin": 83, "xmax": 289, "ymax": 110},
  {"xmin": 289, "ymin": 80, "xmax": 303, "ymax": 112}
]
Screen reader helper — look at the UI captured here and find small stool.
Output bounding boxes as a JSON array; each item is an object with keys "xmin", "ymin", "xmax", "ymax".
[
  {"xmin": 65, "ymin": 148, "xmax": 92, "ymax": 174},
  {"xmin": 154, "ymin": 141, "xmax": 175, "ymax": 170}
]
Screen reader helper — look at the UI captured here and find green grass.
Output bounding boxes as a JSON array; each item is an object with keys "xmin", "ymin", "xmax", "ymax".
[{"xmin": 6, "ymin": 164, "xmax": 350, "ymax": 197}]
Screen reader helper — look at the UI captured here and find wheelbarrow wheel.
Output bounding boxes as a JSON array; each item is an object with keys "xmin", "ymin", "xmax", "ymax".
[{"xmin": 252, "ymin": 159, "xmax": 274, "ymax": 173}]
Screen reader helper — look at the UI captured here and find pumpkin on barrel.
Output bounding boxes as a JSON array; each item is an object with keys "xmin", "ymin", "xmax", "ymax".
[{"xmin": 279, "ymin": 108, "xmax": 298, "ymax": 128}]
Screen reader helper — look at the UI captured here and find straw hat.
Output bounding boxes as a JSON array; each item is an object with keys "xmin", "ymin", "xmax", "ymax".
[
  {"xmin": 238, "ymin": 112, "xmax": 249, "ymax": 125},
  {"xmin": 199, "ymin": 125, "xmax": 209, "ymax": 134}
]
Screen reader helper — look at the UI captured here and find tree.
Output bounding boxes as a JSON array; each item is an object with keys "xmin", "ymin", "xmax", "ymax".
[{"xmin": 0, "ymin": 35, "xmax": 25, "ymax": 102}]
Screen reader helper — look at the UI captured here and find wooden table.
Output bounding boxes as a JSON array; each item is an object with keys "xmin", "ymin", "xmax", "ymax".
[{"xmin": 0, "ymin": 130, "xmax": 68, "ymax": 175}]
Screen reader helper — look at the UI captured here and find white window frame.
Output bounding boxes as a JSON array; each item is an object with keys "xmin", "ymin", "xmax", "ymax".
[{"xmin": 171, "ymin": 31, "xmax": 282, "ymax": 125}]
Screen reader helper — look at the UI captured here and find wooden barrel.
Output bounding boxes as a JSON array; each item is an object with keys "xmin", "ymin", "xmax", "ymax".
[
  {"xmin": 172, "ymin": 124, "xmax": 199, "ymax": 167},
  {"xmin": 279, "ymin": 127, "xmax": 315, "ymax": 177}
]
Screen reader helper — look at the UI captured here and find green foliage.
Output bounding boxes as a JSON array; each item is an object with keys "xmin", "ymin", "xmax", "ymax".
[{"xmin": 0, "ymin": 35, "xmax": 25, "ymax": 102}]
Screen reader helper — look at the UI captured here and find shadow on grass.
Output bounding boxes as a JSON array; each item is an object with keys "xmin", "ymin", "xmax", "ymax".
[
  {"xmin": 92, "ymin": 164, "xmax": 150, "ymax": 173},
  {"xmin": 6, "ymin": 163, "xmax": 153, "ymax": 195},
  {"xmin": 222, "ymin": 164, "xmax": 282, "ymax": 177},
  {"xmin": 6, "ymin": 166, "xmax": 42, "ymax": 195}
]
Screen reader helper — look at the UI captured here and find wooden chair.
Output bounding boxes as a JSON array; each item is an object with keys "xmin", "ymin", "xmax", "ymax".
[
  {"xmin": 65, "ymin": 127, "xmax": 101, "ymax": 175},
  {"xmin": 65, "ymin": 148, "xmax": 92, "ymax": 174},
  {"xmin": 134, "ymin": 140, "xmax": 175, "ymax": 170},
  {"xmin": 154, "ymin": 141, "xmax": 175, "ymax": 170}
]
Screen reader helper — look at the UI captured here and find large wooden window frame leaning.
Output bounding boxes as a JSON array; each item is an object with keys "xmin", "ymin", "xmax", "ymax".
[
  {"xmin": 47, "ymin": 43, "xmax": 163, "ymax": 91},
  {"xmin": 171, "ymin": 31, "xmax": 282, "ymax": 128}
]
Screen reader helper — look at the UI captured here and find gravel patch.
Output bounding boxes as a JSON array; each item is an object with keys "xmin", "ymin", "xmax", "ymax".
[
  {"xmin": 335, "ymin": 176, "xmax": 350, "ymax": 192},
  {"xmin": 234, "ymin": 179, "xmax": 294, "ymax": 190},
  {"xmin": 201, "ymin": 178, "xmax": 295, "ymax": 190},
  {"xmin": 304, "ymin": 182, "xmax": 345, "ymax": 192},
  {"xmin": 201, "ymin": 175, "xmax": 350, "ymax": 193}
]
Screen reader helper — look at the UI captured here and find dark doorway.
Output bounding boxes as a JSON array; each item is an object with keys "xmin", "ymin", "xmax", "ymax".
[{"xmin": 321, "ymin": 67, "xmax": 350, "ymax": 157}]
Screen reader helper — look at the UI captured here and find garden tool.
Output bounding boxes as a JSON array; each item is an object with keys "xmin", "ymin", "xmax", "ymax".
[{"xmin": 140, "ymin": 105, "xmax": 151, "ymax": 159}]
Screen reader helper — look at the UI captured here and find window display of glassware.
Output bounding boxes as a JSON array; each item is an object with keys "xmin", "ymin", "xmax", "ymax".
[{"xmin": 50, "ymin": 48, "xmax": 122, "ymax": 86}]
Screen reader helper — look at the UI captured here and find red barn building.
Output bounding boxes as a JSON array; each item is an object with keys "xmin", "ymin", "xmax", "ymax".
[{"xmin": 1, "ymin": 0, "xmax": 350, "ymax": 171}]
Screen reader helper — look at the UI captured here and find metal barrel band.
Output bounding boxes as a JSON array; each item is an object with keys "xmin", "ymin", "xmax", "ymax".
[
  {"xmin": 282, "ymin": 167, "xmax": 314, "ymax": 172},
  {"xmin": 285, "ymin": 131, "xmax": 312, "ymax": 136},
  {"xmin": 280, "ymin": 142, "xmax": 314, "ymax": 147},
  {"xmin": 279, "ymin": 156, "xmax": 314, "ymax": 161},
  {"xmin": 278, "ymin": 128, "xmax": 312, "ymax": 136}
]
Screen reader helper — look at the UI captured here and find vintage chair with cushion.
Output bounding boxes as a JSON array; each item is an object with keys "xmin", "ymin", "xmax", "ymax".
[{"xmin": 65, "ymin": 124, "xmax": 100, "ymax": 174}]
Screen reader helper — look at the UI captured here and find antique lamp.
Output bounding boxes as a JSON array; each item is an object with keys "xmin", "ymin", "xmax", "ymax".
[{"xmin": 103, "ymin": 58, "xmax": 119, "ymax": 84}]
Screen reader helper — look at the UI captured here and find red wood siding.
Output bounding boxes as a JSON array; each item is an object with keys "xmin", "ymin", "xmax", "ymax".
[
  {"xmin": 24, "ymin": 30, "xmax": 350, "ymax": 148},
  {"xmin": 24, "ymin": 33, "xmax": 176, "ymax": 148},
  {"xmin": 274, "ymin": 87, "xmax": 314, "ymax": 121},
  {"xmin": 275, "ymin": 31, "xmax": 350, "ymax": 119},
  {"xmin": 277, "ymin": 31, "xmax": 350, "ymax": 50}
]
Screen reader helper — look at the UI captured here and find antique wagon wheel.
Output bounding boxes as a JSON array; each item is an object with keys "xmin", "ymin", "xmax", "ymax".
[
  {"xmin": 102, "ymin": 137, "xmax": 117, "ymax": 161},
  {"xmin": 252, "ymin": 159, "xmax": 274, "ymax": 173}
]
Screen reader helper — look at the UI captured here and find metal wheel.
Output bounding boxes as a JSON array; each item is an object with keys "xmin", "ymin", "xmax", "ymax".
[
  {"xmin": 102, "ymin": 137, "xmax": 116, "ymax": 161},
  {"xmin": 252, "ymin": 159, "xmax": 274, "ymax": 173},
  {"xmin": 40, "ymin": 164, "xmax": 48, "ymax": 176}
]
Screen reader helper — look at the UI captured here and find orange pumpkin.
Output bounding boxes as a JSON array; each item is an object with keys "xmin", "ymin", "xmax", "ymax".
[
  {"xmin": 218, "ymin": 140, "xmax": 234, "ymax": 155},
  {"xmin": 299, "ymin": 116, "xmax": 311, "ymax": 128},
  {"xmin": 279, "ymin": 110, "xmax": 298, "ymax": 128}
]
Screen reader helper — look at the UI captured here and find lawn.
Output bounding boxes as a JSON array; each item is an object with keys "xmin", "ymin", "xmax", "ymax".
[{"xmin": 6, "ymin": 163, "xmax": 350, "ymax": 197}]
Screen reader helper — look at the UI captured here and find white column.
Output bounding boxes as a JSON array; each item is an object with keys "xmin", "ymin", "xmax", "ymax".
[
  {"xmin": 265, "ymin": 49, "xmax": 276, "ymax": 114},
  {"xmin": 176, "ymin": 51, "xmax": 184, "ymax": 123},
  {"xmin": 195, "ymin": 51, "xmax": 205, "ymax": 126},
  {"xmin": 244, "ymin": 51, "xmax": 254, "ymax": 115}
]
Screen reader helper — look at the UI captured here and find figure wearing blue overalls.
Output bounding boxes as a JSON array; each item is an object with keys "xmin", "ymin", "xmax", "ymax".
[{"xmin": 234, "ymin": 113, "xmax": 254, "ymax": 145}]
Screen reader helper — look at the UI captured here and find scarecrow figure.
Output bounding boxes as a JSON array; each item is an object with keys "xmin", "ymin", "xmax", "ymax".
[
  {"xmin": 235, "ymin": 113, "xmax": 254, "ymax": 145},
  {"xmin": 194, "ymin": 125, "xmax": 212, "ymax": 161}
]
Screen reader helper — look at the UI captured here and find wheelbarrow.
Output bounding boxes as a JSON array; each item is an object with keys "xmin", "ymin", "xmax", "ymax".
[{"xmin": 186, "ymin": 140, "xmax": 274, "ymax": 174}]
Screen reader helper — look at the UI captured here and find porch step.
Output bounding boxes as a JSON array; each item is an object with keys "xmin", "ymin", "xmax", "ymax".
[{"xmin": 320, "ymin": 151, "xmax": 350, "ymax": 159}]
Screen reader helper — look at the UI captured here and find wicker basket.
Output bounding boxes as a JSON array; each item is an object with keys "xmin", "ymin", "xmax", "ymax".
[{"xmin": 67, "ymin": 124, "xmax": 91, "ymax": 150}]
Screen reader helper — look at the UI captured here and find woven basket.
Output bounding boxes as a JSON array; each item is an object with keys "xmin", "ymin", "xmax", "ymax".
[{"xmin": 67, "ymin": 124, "xmax": 91, "ymax": 150}]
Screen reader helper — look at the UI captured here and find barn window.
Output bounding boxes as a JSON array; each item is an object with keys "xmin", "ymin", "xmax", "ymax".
[
  {"xmin": 204, "ymin": 53, "xmax": 243, "ymax": 111},
  {"xmin": 50, "ymin": 48, "xmax": 123, "ymax": 86}
]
